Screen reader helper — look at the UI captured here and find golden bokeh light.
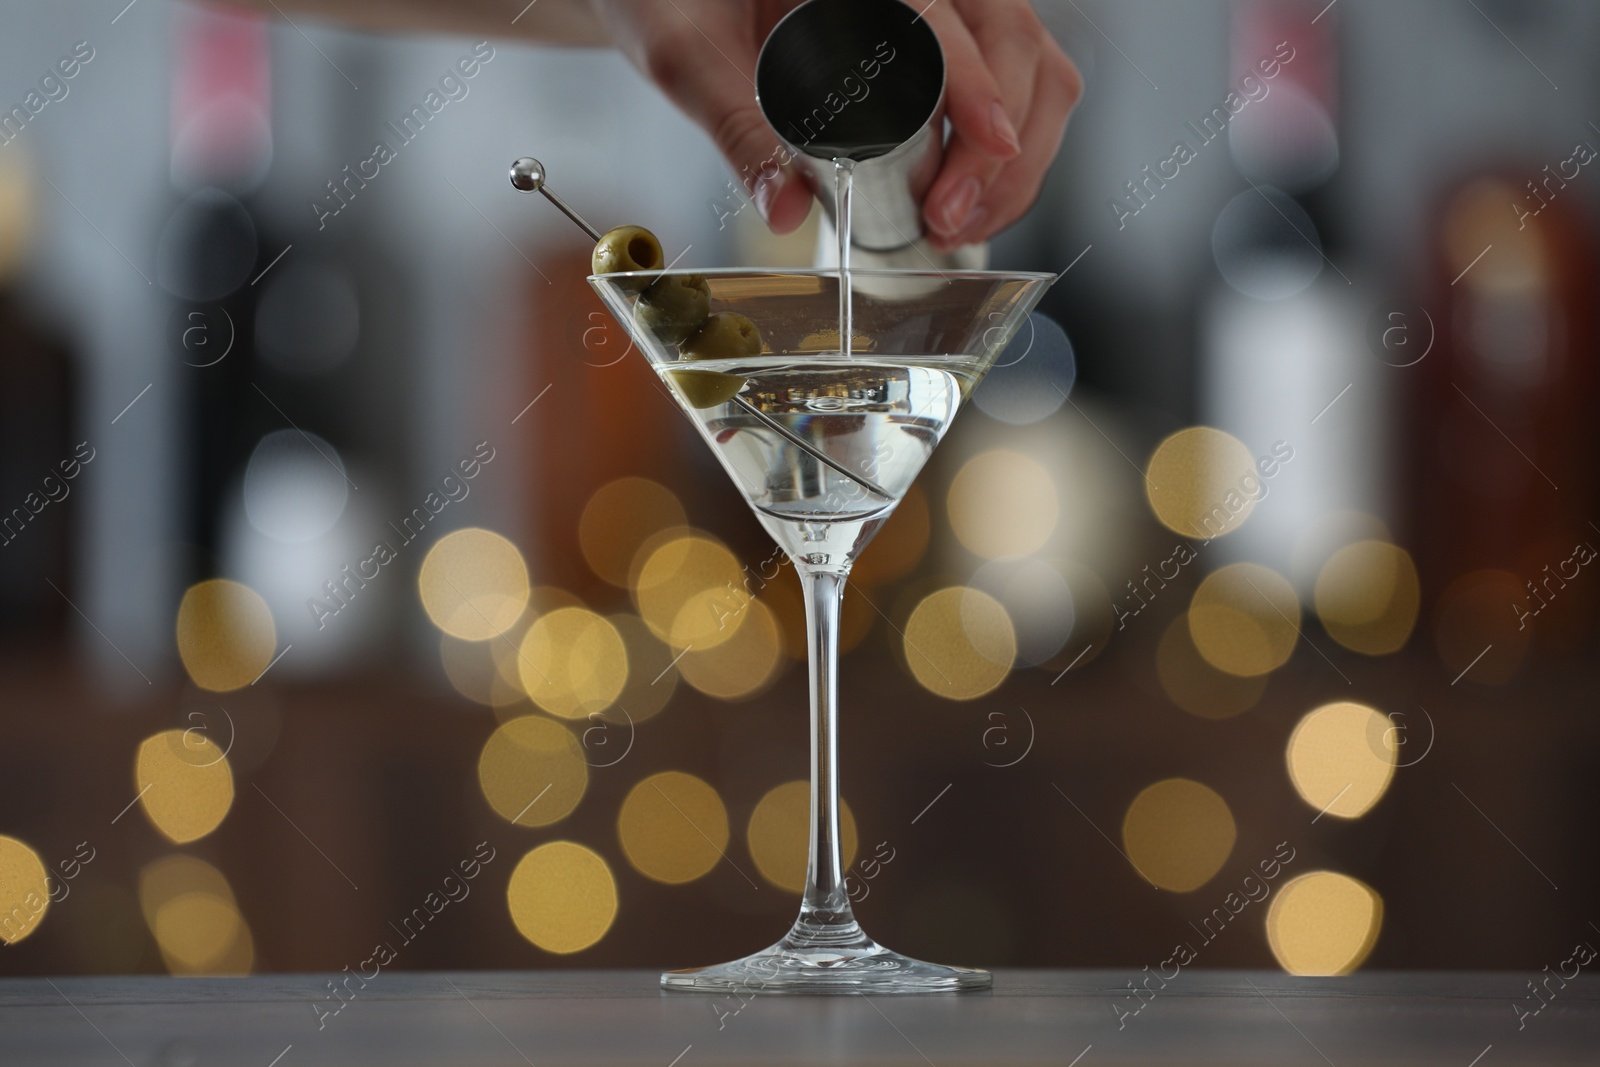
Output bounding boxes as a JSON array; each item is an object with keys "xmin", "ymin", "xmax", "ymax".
[
  {"xmin": 948, "ymin": 450, "xmax": 1059, "ymax": 559},
  {"xmin": 604, "ymin": 614, "xmax": 678, "ymax": 724},
  {"xmin": 1145, "ymin": 427, "xmax": 1259, "ymax": 539},
  {"xmin": 903, "ymin": 587, "xmax": 1015, "ymax": 700},
  {"xmin": 624, "ymin": 527, "xmax": 687, "ymax": 594},
  {"xmin": 1314, "ymin": 541, "xmax": 1421, "ymax": 655},
  {"xmin": 440, "ymin": 634, "xmax": 525, "ymax": 708},
  {"xmin": 175, "ymin": 579, "xmax": 276, "ymax": 692},
  {"xmin": 138, "ymin": 854, "xmax": 235, "ymax": 925},
  {"xmin": 487, "ymin": 588, "xmax": 584, "ymax": 703},
  {"xmin": 1286, "ymin": 702, "xmax": 1397, "ymax": 819},
  {"xmin": 671, "ymin": 589, "xmax": 750, "ymax": 652},
  {"xmin": 477, "ymin": 715, "xmax": 588, "ymax": 827},
  {"xmin": 1188, "ymin": 563, "xmax": 1300, "ymax": 677},
  {"xmin": 580, "ymin": 477, "xmax": 689, "ymax": 588},
  {"xmin": 1434, "ymin": 569, "xmax": 1529, "ymax": 685},
  {"xmin": 1156, "ymin": 615, "xmax": 1266, "ymax": 720},
  {"xmin": 418, "ymin": 528, "xmax": 530, "ymax": 641},
  {"xmin": 138, "ymin": 855, "xmax": 253, "ymax": 975},
  {"xmin": 677, "ymin": 598, "xmax": 783, "ymax": 701},
  {"xmin": 1122, "ymin": 779, "xmax": 1236, "ymax": 892},
  {"xmin": 747, "ymin": 781, "xmax": 858, "ymax": 893},
  {"xmin": 154, "ymin": 892, "xmax": 253, "ymax": 974},
  {"xmin": 1266, "ymin": 870, "xmax": 1383, "ymax": 975},
  {"xmin": 850, "ymin": 483, "xmax": 930, "ymax": 586},
  {"xmin": 634, "ymin": 533, "xmax": 747, "ymax": 650},
  {"xmin": 135, "ymin": 729, "xmax": 235, "ymax": 844},
  {"xmin": 617, "ymin": 771, "xmax": 729, "ymax": 884},
  {"xmin": 0, "ymin": 836, "xmax": 50, "ymax": 945},
  {"xmin": 516, "ymin": 607, "xmax": 628, "ymax": 719},
  {"xmin": 507, "ymin": 841, "xmax": 617, "ymax": 954}
]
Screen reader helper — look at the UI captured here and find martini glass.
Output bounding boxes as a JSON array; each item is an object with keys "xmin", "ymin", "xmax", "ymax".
[{"xmin": 592, "ymin": 267, "xmax": 1053, "ymax": 993}]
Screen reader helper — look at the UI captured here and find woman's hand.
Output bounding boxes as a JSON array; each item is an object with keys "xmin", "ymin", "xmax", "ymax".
[
  {"xmin": 916, "ymin": 0, "xmax": 1083, "ymax": 250},
  {"xmin": 591, "ymin": 0, "xmax": 1081, "ymax": 249}
]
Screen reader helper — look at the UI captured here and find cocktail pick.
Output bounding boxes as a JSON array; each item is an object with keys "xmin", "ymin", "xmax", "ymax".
[
  {"xmin": 509, "ymin": 157, "xmax": 602, "ymax": 241},
  {"xmin": 732, "ymin": 402, "xmax": 893, "ymax": 501},
  {"xmin": 509, "ymin": 156, "xmax": 893, "ymax": 502}
]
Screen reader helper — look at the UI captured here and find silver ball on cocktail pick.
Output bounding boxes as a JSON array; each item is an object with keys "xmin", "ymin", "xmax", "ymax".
[
  {"xmin": 508, "ymin": 155, "xmax": 601, "ymax": 240},
  {"xmin": 508, "ymin": 156, "xmax": 545, "ymax": 192}
]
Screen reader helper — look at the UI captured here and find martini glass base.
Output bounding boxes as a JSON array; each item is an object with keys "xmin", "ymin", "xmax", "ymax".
[{"xmin": 661, "ymin": 927, "xmax": 991, "ymax": 994}]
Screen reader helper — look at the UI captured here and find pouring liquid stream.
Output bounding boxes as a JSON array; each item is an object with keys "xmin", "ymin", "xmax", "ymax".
[{"xmin": 834, "ymin": 158, "xmax": 854, "ymax": 360}]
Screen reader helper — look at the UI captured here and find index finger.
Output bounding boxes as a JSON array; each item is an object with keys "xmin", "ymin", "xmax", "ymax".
[{"xmin": 918, "ymin": 2, "xmax": 1023, "ymax": 160}]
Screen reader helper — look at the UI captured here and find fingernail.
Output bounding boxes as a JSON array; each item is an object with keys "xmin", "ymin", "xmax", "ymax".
[
  {"xmin": 990, "ymin": 101, "xmax": 1021, "ymax": 154},
  {"xmin": 937, "ymin": 177, "xmax": 981, "ymax": 234},
  {"xmin": 753, "ymin": 169, "xmax": 787, "ymax": 224}
]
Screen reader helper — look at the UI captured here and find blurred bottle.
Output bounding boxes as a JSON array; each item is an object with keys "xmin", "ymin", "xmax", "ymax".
[
  {"xmin": 164, "ymin": 3, "xmax": 382, "ymax": 674},
  {"xmin": 0, "ymin": 153, "xmax": 78, "ymax": 641},
  {"xmin": 1408, "ymin": 174, "xmax": 1598, "ymax": 682},
  {"xmin": 1202, "ymin": 0, "xmax": 1374, "ymax": 586},
  {"xmin": 160, "ymin": 2, "xmax": 277, "ymax": 569}
]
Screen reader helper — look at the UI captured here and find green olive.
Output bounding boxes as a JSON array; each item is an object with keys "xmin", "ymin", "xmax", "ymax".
[
  {"xmin": 665, "ymin": 368, "xmax": 746, "ymax": 409},
  {"xmin": 634, "ymin": 273, "xmax": 711, "ymax": 345},
  {"xmin": 591, "ymin": 225, "xmax": 664, "ymax": 288},
  {"xmin": 681, "ymin": 312, "xmax": 762, "ymax": 360}
]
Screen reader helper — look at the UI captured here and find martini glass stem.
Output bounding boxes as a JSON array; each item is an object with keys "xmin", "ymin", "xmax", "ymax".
[{"xmin": 788, "ymin": 565, "xmax": 866, "ymax": 946}]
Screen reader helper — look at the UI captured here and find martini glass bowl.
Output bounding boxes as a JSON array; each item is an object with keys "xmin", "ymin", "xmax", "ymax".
[{"xmin": 591, "ymin": 268, "xmax": 1054, "ymax": 993}]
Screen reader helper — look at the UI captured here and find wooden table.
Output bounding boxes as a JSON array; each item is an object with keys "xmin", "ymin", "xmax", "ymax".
[{"xmin": 3, "ymin": 970, "xmax": 1595, "ymax": 1065}]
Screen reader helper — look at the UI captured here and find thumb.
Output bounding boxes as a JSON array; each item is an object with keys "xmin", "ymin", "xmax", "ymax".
[{"xmin": 708, "ymin": 104, "xmax": 813, "ymax": 234}]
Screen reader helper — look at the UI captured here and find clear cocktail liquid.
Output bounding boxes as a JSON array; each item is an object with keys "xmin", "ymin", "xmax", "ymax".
[
  {"xmin": 657, "ymin": 162, "xmax": 975, "ymax": 566},
  {"xmin": 658, "ymin": 355, "xmax": 978, "ymax": 565}
]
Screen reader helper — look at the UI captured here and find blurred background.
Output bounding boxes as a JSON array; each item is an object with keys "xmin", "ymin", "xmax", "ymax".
[{"xmin": 0, "ymin": 0, "xmax": 1596, "ymax": 981}]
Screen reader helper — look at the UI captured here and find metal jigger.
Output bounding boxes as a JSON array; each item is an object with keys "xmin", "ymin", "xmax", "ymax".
[{"xmin": 755, "ymin": 0, "xmax": 945, "ymax": 254}]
